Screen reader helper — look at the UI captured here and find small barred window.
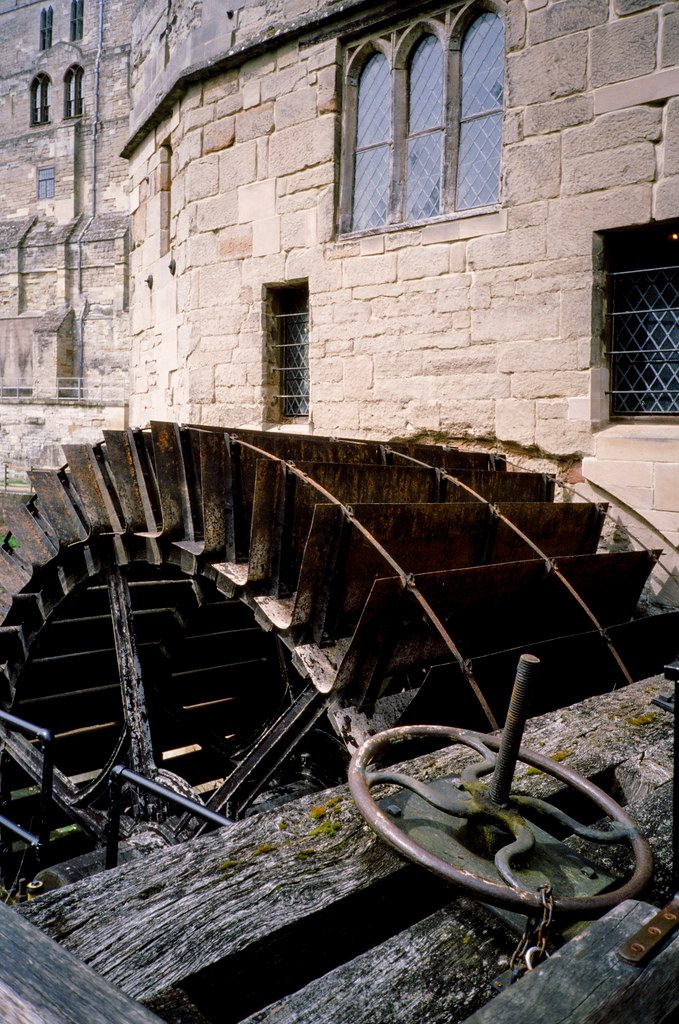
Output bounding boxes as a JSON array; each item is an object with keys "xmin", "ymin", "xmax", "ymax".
[
  {"xmin": 607, "ymin": 226, "xmax": 679, "ymax": 416},
  {"xmin": 269, "ymin": 286, "xmax": 310, "ymax": 419}
]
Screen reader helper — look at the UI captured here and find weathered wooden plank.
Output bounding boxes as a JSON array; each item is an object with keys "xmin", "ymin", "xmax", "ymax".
[
  {"xmin": 237, "ymin": 899, "xmax": 516, "ymax": 1024},
  {"xmin": 19, "ymin": 676, "xmax": 673, "ymax": 1018},
  {"xmin": 0, "ymin": 901, "xmax": 163, "ymax": 1024},
  {"xmin": 462, "ymin": 899, "xmax": 679, "ymax": 1024}
]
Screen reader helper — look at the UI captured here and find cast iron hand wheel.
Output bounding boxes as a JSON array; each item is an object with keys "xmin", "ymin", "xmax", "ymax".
[{"xmin": 348, "ymin": 657, "xmax": 652, "ymax": 916}]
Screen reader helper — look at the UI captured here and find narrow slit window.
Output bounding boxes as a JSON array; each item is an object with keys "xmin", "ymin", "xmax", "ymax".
[
  {"xmin": 70, "ymin": 0, "xmax": 83, "ymax": 41},
  {"xmin": 352, "ymin": 53, "xmax": 391, "ymax": 231},
  {"xmin": 272, "ymin": 287, "xmax": 310, "ymax": 419},
  {"xmin": 405, "ymin": 35, "xmax": 444, "ymax": 221},
  {"xmin": 39, "ymin": 6, "xmax": 53, "ymax": 50},
  {"xmin": 456, "ymin": 12, "xmax": 504, "ymax": 210}
]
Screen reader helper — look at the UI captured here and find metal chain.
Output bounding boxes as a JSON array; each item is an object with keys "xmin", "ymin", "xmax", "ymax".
[{"xmin": 508, "ymin": 884, "xmax": 553, "ymax": 982}]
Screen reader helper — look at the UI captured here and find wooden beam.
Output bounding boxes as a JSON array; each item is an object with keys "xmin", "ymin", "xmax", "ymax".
[
  {"xmin": 19, "ymin": 676, "xmax": 674, "ymax": 1021},
  {"xmin": 0, "ymin": 901, "xmax": 163, "ymax": 1024},
  {"xmin": 462, "ymin": 899, "xmax": 679, "ymax": 1024},
  {"xmin": 236, "ymin": 899, "xmax": 518, "ymax": 1024}
]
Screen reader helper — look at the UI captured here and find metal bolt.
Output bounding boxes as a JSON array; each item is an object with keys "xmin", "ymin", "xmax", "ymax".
[
  {"xmin": 630, "ymin": 942, "xmax": 646, "ymax": 954},
  {"xmin": 490, "ymin": 654, "xmax": 541, "ymax": 808},
  {"xmin": 386, "ymin": 804, "xmax": 402, "ymax": 817},
  {"xmin": 580, "ymin": 866, "xmax": 597, "ymax": 879}
]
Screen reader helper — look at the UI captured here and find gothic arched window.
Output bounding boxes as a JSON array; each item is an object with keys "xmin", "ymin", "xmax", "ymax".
[
  {"xmin": 456, "ymin": 12, "xmax": 504, "ymax": 210},
  {"xmin": 30, "ymin": 74, "xmax": 51, "ymax": 125},
  {"xmin": 64, "ymin": 65, "xmax": 84, "ymax": 118},
  {"xmin": 341, "ymin": 8, "xmax": 506, "ymax": 234},
  {"xmin": 405, "ymin": 35, "xmax": 444, "ymax": 222},
  {"xmin": 70, "ymin": 0, "xmax": 83, "ymax": 42},
  {"xmin": 39, "ymin": 6, "xmax": 53, "ymax": 50},
  {"xmin": 351, "ymin": 53, "xmax": 391, "ymax": 232}
]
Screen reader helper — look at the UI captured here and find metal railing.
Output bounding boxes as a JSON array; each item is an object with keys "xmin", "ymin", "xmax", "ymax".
[
  {"xmin": 0, "ymin": 710, "xmax": 54, "ymax": 860},
  {"xmin": 105, "ymin": 766, "xmax": 233, "ymax": 869},
  {"xmin": 0, "ymin": 377, "xmax": 127, "ymax": 406},
  {"xmin": 1, "ymin": 465, "xmax": 30, "ymax": 492}
]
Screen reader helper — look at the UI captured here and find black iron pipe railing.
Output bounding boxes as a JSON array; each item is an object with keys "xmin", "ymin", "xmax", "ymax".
[
  {"xmin": 0, "ymin": 709, "xmax": 54, "ymax": 858},
  {"xmin": 105, "ymin": 766, "xmax": 234, "ymax": 869},
  {"xmin": 665, "ymin": 657, "xmax": 679, "ymax": 898}
]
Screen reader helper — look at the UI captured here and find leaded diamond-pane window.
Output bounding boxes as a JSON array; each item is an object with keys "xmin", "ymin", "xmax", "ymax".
[
  {"xmin": 342, "ymin": 8, "xmax": 506, "ymax": 234},
  {"xmin": 610, "ymin": 266, "xmax": 679, "ymax": 415},
  {"xmin": 405, "ymin": 35, "xmax": 443, "ymax": 222},
  {"xmin": 456, "ymin": 12, "xmax": 504, "ymax": 211},
  {"xmin": 273, "ymin": 287, "xmax": 310, "ymax": 419},
  {"xmin": 352, "ymin": 53, "xmax": 391, "ymax": 231}
]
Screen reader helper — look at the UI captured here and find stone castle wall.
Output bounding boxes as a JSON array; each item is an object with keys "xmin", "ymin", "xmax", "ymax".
[
  {"xmin": 0, "ymin": 0, "xmax": 133, "ymax": 466},
  {"xmin": 126, "ymin": 0, "xmax": 679, "ymax": 548}
]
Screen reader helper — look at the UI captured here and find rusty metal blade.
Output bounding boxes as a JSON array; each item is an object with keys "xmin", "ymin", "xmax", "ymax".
[
  {"xmin": 28, "ymin": 470, "xmax": 88, "ymax": 545},
  {"xmin": 488, "ymin": 501, "xmax": 607, "ymax": 561},
  {"xmin": 1, "ymin": 506, "xmax": 58, "ymax": 568},
  {"xmin": 295, "ymin": 463, "xmax": 440, "ymax": 505},
  {"xmin": 62, "ymin": 444, "xmax": 124, "ymax": 534},
  {"xmin": 102, "ymin": 430, "xmax": 156, "ymax": 533},
  {"xmin": 149, "ymin": 421, "xmax": 189, "ymax": 540},
  {"xmin": 248, "ymin": 458, "xmax": 283, "ymax": 584},
  {"xmin": 445, "ymin": 471, "xmax": 553, "ymax": 503}
]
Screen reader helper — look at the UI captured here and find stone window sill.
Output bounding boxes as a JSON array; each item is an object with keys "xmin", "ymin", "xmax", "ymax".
[
  {"xmin": 337, "ymin": 204, "xmax": 502, "ymax": 242},
  {"xmin": 592, "ymin": 421, "xmax": 679, "ymax": 460}
]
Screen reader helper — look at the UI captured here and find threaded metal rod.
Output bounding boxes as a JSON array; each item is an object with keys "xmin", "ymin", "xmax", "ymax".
[{"xmin": 489, "ymin": 653, "xmax": 540, "ymax": 808}]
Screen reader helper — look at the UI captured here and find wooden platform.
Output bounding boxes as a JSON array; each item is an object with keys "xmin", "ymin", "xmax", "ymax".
[
  {"xmin": 12, "ymin": 675, "xmax": 678, "ymax": 1024},
  {"xmin": 0, "ymin": 900, "xmax": 163, "ymax": 1024}
]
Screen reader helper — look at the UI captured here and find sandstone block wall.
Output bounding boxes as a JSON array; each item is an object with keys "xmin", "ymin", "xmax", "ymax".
[
  {"xmin": 125, "ymin": 0, "xmax": 679, "ymax": 554},
  {"xmin": 0, "ymin": 0, "xmax": 133, "ymax": 220},
  {"xmin": 0, "ymin": 0, "xmax": 134, "ymax": 466},
  {"xmin": 0, "ymin": 399, "xmax": 127, "ymax": 470}
]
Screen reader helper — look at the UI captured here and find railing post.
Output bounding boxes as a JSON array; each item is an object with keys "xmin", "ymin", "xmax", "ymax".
[
  {"xmin": 37, "ymin": 730, "xmax": 54, "ymax": 854},
  {"xmin": 105, "ymin": 766, "xmax": 124, "ymax": 870}
]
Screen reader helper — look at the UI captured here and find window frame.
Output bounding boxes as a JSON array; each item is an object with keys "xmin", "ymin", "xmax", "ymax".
[
  {"xmin": 30, "ymin": 74, "xmax": 51, "ymax": 126},
  {"xmin": 64, "ymin": 65, "xmax": 84, "ymax": 118},
  {"xmin": 39, "ymin": 6, "xmax": 53, "ymax": 50},
  {"xmin": 339, "ymin": 3, "xmax": 504, "ymax": 237},
  {"xmin": 37, "ymin": 166, "xmax": 55, "ymax": 200},
  {"xmin": 604, "ymin": 225, "xmax": 679, "ymax": 419},
  {"xmin": 266, "ymin": 284, "xmax": 310, "ymax": 422},
  {"xmin": 70, "ymin": 0, "xmax": 83, "ymax": 41}
]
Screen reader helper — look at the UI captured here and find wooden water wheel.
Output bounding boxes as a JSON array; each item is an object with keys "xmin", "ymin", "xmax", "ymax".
[{"xmin": 0, "ymin": 423, "xmax": 676, "ymax": 874}]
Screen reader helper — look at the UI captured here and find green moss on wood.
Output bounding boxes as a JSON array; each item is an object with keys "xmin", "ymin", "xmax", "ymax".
[{"xmin": 626, "ymin": 713, "xmax": 659, "ymax": 727}]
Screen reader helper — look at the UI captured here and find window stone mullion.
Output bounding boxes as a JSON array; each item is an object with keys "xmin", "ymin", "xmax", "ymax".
[
  {"xmin": 389, "ymin": 65, "xmax": 407, "ymax": 225},
  {"xmin": 442, "ymin": 42, "xmax": 461, "ymax": 215}
]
